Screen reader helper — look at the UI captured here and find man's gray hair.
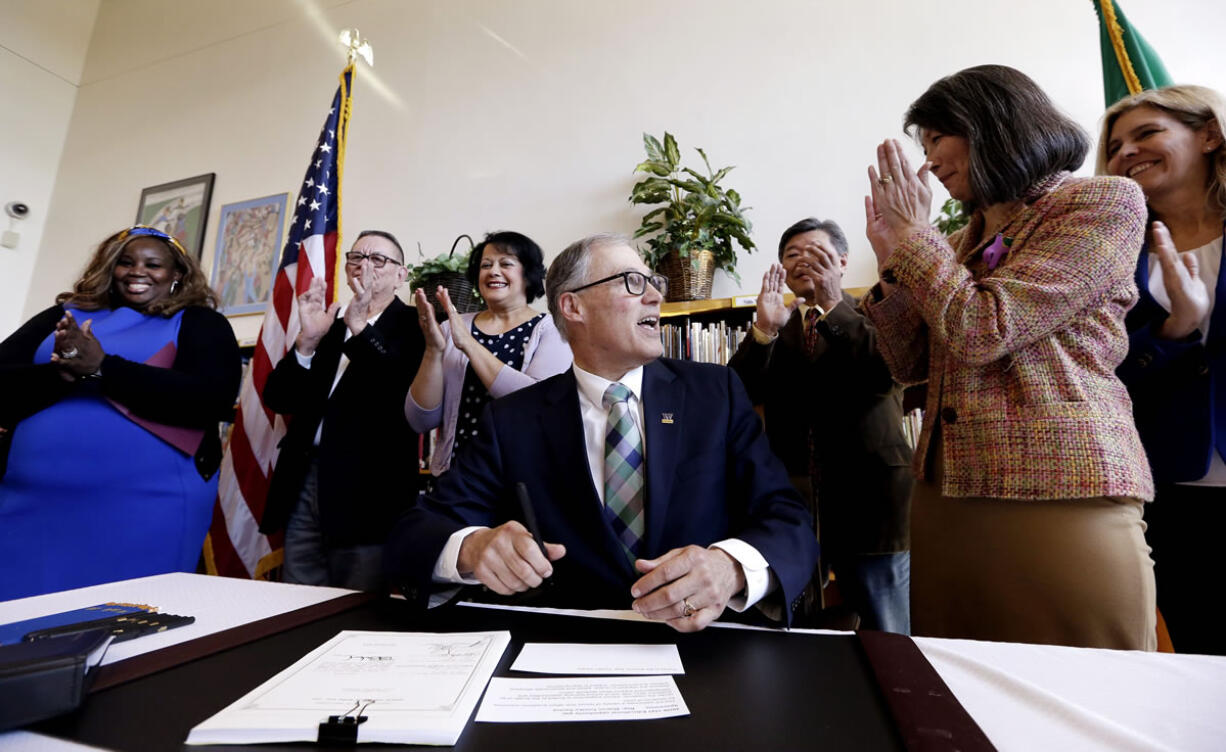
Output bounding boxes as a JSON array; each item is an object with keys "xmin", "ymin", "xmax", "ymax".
[
  {"xmin": 545, "ymin": 233, "xmax": 631, "ymax": 341},
  {"xmin": 777, "ymin": 217, "xmax": 849, "ymax": 259}
]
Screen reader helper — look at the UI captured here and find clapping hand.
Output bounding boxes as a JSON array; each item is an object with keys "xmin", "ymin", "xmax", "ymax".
[
  {"xmin": 800, "ymin": 245, "xmax": 845, "ymax": 312},
  {"xmin": 631, "ymin": 546, "xmax": 747, "ymax": 633},
  {"xmin": 414, "ymin": 287, "xmax": 449, "ymax": 351},
  {"xmin": 296, "ymin": 277, "xmax": 340, "ymax": 356},
  {"xmin": 437, "ymin": 287, "xmax": 476, "ymax": 355},
  {"xmin": 1152, "ymin": 221, "xmax": 1211, "ymax": 340},
  {"xmin": 344, "ymin": 270, "xmax": 376, "ymax": 336},
  {"xmin": 50, "ymin": 310, "xmax": 104, "ymax": 380},
  {"xmin": 865, "ymin": 139, "xmax": 933, "ymax": 270},
  {"xmin": 754, "ymin": 264, "xmax": 798, "ymax": 338}
]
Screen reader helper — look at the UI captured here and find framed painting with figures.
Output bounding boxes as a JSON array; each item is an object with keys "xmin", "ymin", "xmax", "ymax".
[
  {"xmin": 134, "ymin": 173, "xmax": 215, "ymax": 259},
  {"xmin": 210, "ymin": 193, "xmax": 290, "ymax": 316}
]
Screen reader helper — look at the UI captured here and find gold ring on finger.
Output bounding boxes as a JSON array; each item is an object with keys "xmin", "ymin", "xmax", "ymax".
[
  {"xmin": 682, "ymin": 599, "xmax": 696, "ymax": 618},
  {"xmin": 878, "ymin": 174, "xmax": 894, "ymax": 186}
]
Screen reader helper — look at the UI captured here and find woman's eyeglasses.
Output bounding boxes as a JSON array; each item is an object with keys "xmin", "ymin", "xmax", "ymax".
[
  {"xmin": 344, "ymin": 251, "xmax": 402, "ymax": 269},
  {"xmin": 567, "ymin": 270, "xmax": 668, "ymax": 297}
]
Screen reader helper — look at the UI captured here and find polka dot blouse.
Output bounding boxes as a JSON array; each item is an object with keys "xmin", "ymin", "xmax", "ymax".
[{"xmin": 451, "ymin": 313, "xmax": 545, "ymax": 461}]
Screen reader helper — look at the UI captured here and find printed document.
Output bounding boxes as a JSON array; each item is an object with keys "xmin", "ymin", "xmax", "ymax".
[
  {"xmin": 511, "ymin": 643, "xmax": 684, "ymax": 675},
  {"xmin": 186, "ymin": 630, "xmax": 510, "ymax": 746},
  {"xmin": 476, "ymin": 675, "xmax": 689, "ymax": 723}
]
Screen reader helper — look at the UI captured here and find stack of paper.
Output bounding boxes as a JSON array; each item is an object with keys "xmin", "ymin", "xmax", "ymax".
[
  {"xmin": 476, "ymin": 643, "xmax": 689, "ymax": 724},
  {"xmin": 186, "ymin": 630, "xmax": 510, "ymax": 746}
]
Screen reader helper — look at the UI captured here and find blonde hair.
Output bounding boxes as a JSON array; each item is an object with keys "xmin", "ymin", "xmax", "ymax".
[
  {"xmin": 57, "ymin": 227, "xmax": 218, "ymax": 315},
  {"xmin": 1097, "ymin": 85, "xmax": 1226, "ymax": 219}
]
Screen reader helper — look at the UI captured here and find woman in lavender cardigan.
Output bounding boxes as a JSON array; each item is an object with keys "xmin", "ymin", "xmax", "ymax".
[{"xmin": 407, "ymin": 231, "xmax": 572, "ymax": 476}]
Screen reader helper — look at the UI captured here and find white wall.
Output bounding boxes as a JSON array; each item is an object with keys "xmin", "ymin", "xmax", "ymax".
[
  {"xmin": 19, "ymin": 0, "xmax": 1226, "ymax": 342},
  {"xmin": 0, "ymin": 0, "xmax": 100, "ymax": 333}
]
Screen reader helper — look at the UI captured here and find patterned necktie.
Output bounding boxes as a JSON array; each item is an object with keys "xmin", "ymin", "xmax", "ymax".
[
  {"xmin": 602, "ymin": 382, "xmax": 645, "ymax": 559},
  {"xmin": 804, "ymin": 307, "xmax": 820, "ymax": 356},
  {"xmin": 804, "ymin": 307, "xmax": 821, "ymax": 485}
]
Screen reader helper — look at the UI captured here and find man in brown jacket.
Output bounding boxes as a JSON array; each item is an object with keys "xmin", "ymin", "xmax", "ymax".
[{"xmin": 729, "ymin": 217, "xmax": 912, "ymax": 633}]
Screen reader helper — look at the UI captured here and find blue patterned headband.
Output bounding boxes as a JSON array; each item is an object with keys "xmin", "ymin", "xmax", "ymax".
[{"xmin": 119, "ymin": 225, "xmax": 188, "ymax": 258}]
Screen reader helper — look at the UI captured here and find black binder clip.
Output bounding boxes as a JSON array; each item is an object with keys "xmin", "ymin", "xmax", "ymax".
[{"xmin": 318, "ymin": 699, "xmax": 373, "ymax": 745}]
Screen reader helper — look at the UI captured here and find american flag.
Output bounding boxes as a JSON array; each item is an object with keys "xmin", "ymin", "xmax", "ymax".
[{"xmin": 203, "ymin": 64, "xmax": 354, "ymax": 579}]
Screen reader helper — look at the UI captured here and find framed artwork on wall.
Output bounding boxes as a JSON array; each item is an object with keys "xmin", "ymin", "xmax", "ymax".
[
  {"xmin": 134, "ymin": 172, "xmax": 216, "ymax": 259},
  {"xmin": 210, "ymin": 193, "xmax": 290, "ymax": 316}
]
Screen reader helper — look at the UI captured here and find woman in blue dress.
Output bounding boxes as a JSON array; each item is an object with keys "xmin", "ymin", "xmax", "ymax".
[{"xmin": 0, "ymin": 226, "xmax": 241, "ymax": 600}]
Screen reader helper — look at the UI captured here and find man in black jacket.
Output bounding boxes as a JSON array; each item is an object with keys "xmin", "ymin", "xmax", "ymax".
[
  {"xmin": 261, "ymin": 230, "xmax": 425, "ymax": 590},
  {"xmin": 728, "ymin": 218, "xmax": 912, "ymax": 633}
]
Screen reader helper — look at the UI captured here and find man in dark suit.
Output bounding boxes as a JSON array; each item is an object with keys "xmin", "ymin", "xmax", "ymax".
[
  {"xmin": 261, "ymin": 230, "xmax": 425, "ymax": 591},
  {"xmin": 728, "ymin": 218, "xmax": 911, "ymax": 633},
  {"xmin": 386, "ymin": 234, "xmax": 818, "ymax": 631}
]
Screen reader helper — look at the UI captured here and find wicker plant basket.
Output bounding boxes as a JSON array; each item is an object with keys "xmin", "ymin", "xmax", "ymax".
[
  {"xmin": 658, "ymin": 249, "xmax": 715, "ymax": 302},
  {"xmin": 418, "ymin": 234, "xmax": 483, "ymax": 321}
]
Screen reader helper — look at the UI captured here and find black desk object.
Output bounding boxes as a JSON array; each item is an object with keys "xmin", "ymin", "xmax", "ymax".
[{"xmin": 34, "ymin": 597, "xmax": 906, "ymax": 751}]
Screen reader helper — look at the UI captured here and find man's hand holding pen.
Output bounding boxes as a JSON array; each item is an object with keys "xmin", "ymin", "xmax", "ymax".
[
  {"xmin": 457, "ymin": 477, "xmax": 747, "ymax": 634},
  {"xmin": 456, "ymin": 521, "xmax": 566, "ymax": 595}
]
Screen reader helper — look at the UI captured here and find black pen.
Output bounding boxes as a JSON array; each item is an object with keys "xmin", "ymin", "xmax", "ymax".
[{"xmin": 515, "ymin": 482, "xmax": 549, "ymax": 560}]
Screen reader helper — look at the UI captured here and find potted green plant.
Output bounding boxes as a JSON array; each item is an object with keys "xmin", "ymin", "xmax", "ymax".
[
  {"xmin": 407, "ymin": 234, "xmax": 484, "ymax": 319},
  {"xmin": 629, "ymin": 132, "xmax": 756, "ymax": 301},
  {"xmin": 934, "ymin": 197, "xmax": 969, "ymax": 236}
]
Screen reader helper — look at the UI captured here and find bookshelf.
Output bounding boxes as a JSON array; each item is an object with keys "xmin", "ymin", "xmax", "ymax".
[
  {"xmin": 659, "ymin": 287, "xmax": 869, "ymax": 366},
  {"xmin": 660, "ymin": 287, "xmax": 869, "ymax": 319}
]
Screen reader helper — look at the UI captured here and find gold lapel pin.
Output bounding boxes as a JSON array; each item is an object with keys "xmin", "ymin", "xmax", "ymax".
[{"xmin": 661, "ymin": 413, "xmax": 674, "ymax": 424}]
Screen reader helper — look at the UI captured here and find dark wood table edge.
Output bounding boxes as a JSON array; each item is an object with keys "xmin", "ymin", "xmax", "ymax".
[
  {"xmin": 89, "ymin": 591, "xmax": 377, "ymax": 692},
  {"xmin": 857, "ymin": 630, "xmax": 997, "ymax": 751}
]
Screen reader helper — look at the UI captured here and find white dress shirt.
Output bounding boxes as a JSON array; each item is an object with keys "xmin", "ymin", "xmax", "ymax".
[
  {"xmin": 433, "ymin": 362, "xmax": 777, "ymax": 615},
  {"xmin": 294, "ymin": 306, "xmax": 383, "ymax": 446}
]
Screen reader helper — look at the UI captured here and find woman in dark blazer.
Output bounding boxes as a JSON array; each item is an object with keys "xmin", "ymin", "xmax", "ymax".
[{"xmin": 1100, "ymin": 84, "xmax": 1226, "ymax": 655}]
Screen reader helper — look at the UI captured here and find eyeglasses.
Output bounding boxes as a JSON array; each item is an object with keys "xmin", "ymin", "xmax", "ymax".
[
  {"xmin": 567, "ymin": 270, "xmax": 668, "ymax": 297},
  {"xmin": 344, "ymin": 251, "xmax": 402, "ymax": 269},
  {"xmin": 120, "ymin": 225, "xmax": 188, "ymax": 257}
]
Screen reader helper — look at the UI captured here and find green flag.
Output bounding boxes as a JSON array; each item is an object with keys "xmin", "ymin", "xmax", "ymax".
[{"xmin": 1093, "ymin": 0, "xmax": 1173, "ymax": 106}]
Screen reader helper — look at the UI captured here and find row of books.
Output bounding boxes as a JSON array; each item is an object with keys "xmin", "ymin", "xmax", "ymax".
[
  {"xmin": 900, "ymin": 409, "xmax": 923, "ymax": 450},
  {"xmin": 661, "ymin": 320, "xmax": 751, "ymax": 365}
]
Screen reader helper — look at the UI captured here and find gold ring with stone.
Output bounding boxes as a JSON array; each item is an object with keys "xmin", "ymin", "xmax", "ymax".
[{"xmin": 682, "ymin": 599, "xmax": 696, "ymax": 618}]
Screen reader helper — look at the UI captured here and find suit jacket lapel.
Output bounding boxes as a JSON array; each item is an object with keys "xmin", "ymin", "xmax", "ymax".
[
  {"xmin": 540, "ymin": 369, "xmax": 591, "ymax": 495},
  {"xmin": 642, "ymin": 359, "xmax": 684, "ymax": 555},
  {"xmin": 374, "ymin": 296, "xmax": 405, "ymax": 337},
  {"xmin": 539, "ymin": 369, "xmax": 634, "ymax": 574},
  {"xmin": 779, "ymin": 309, "xmax": 805, "ymax": 353}
]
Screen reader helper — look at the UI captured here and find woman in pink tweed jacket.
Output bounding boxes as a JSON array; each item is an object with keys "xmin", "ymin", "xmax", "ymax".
[{"xmin": 862, "ymin": 65, "xmax": 1156, "ymax": 650}]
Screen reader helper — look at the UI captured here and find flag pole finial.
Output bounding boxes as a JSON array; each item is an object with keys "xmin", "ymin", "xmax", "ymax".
[{"xmin": 338, "ymin": 28, "xmax": 374, "ymax": 67}]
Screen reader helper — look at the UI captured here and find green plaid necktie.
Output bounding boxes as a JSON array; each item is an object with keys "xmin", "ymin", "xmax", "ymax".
[{"xmin": 602, "ymin": 382, "xmax": 645, "ymax": 558}]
